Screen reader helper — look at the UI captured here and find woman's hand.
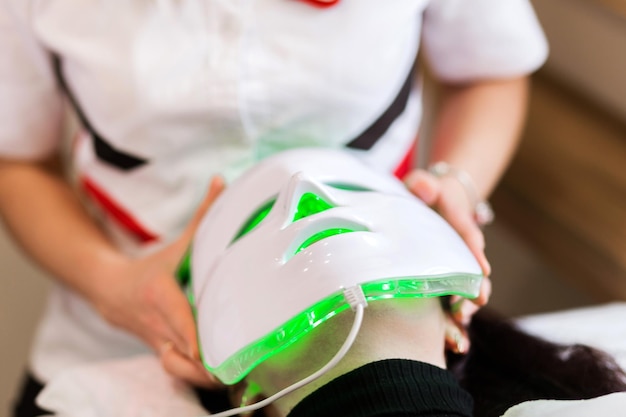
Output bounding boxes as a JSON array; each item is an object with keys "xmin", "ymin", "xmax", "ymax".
[
  {"xmin": 405, "ymin": 169, "xmax": 492, "ymax": 326},
  {"xmin": 89, "ymin": 177, "xmax": 226, "ymax": 387}
]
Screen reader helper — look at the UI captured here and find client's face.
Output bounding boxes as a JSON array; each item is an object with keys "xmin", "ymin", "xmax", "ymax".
[{"xmin": 247, "ymin": 296, "xmax": 450, "ymax": 416}]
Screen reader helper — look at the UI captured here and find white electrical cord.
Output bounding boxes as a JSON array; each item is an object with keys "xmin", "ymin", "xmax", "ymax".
[{"xmin": 207, "ymin": 286, "xmax": 367, "ymax": 417}]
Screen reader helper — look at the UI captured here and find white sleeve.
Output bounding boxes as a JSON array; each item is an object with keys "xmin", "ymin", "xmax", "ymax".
[
  {"xmin": 0, "ymin": 0, "xmax": 64, "ymax": 159},
  {"xmin": 422, "ymin": 0, "xmax": 549, "ymax": 83}
]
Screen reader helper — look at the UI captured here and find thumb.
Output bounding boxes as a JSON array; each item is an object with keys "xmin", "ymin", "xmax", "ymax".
[
  {"xmin": 404, "ymin": 170, "xmax": 440, "ymax": 205},
  {"xmin": 170, "ymin": 176, "xmax": 226, "ymax": 256},
  {"xmin": 185, "ymin": 176, "xmax": 226, "ymax": 236}
]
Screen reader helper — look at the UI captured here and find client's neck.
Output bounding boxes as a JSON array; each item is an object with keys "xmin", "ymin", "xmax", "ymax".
[{"xmin": 249, "ymin": 297, "xmax": 447, "ymax": 416}]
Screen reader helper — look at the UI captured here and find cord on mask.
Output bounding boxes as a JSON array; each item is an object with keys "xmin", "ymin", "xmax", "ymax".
[{"xmin": 207, "ymin": 286, "xmax": 368, "ymax": 417}]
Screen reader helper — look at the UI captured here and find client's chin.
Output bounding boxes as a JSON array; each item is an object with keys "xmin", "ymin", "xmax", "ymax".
[{"xmin": 248, "ymin": 297, "xmax": 447, "ymax": 416}]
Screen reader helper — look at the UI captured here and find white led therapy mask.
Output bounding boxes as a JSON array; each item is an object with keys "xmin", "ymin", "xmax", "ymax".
[{"xmin": 183, "ymin": 148, "xmax": 482, "ymax": 385}]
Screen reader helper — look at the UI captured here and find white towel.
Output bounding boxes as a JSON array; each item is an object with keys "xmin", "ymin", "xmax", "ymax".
[
  {"xmin": 501, "ymin": 392, "xmax": 626, "ymax": 417},
  {"xmin": 37, "ymin": 355, "xmax": 209, "ymax": 417},
  {"xmin": 517, "ymin": 302, "xmax": 626, "ymax": 371}
]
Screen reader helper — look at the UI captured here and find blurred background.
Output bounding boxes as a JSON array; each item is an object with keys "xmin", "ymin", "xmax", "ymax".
[{"xmin": 1, "ymin": 0, "xmax": 625, "ymax": 416}]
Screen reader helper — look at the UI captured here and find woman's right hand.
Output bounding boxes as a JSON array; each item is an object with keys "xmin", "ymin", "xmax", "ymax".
[
  {"xmin": 405, "ymin": 169, "xmax": 492, "ymax": 328},
  {"xmin": 89, "ymin": 176, "xmax": 225, "ymax": 388}
]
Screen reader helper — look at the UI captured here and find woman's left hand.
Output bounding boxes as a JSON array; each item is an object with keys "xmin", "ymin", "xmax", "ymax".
[{"xmin": 404, "ymin": 169, "xmax": 492, "ymax": 327}]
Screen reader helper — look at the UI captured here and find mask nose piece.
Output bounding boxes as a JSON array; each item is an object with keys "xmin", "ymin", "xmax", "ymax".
[
  {"xmin": 277, "ymin": 172, "xmax": 337, "ymax": 225},
  {"xmin": 278, "ymin": 173, "xmax": 369, "ymax": 260}
]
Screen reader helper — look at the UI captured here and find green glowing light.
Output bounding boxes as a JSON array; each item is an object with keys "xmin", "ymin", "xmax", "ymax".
[
  {"xmin": 240, "ymin": 381, "xmax": 262, "ymax": 408},
  {"xmin": 205, "ymin": 292, "xmax": 349, "ymax": 384},
  {"xmin": 176, "ymin": 251, "xmax": 191, "ymax": 287},
  {"xmin": 230, "ymin": 190, "xmax": 359, "ymax": 245},
  {"xmin": 233, "ymin": 198, "xmax": 276, "ymax": 242},
  {"xmin": 295, "ymin": 228, "xmax": 355, "ymax": 254},
  {"xmin": 175, "ymin": 251, "xmax": 198, "ymax": 309},
  {"xmin": 205, "ymin": 273, "xmax": 482, "ymax": 384},
  {"xmin": 292, "ymin": 192, "xmax": 334, "ymax": 222}
]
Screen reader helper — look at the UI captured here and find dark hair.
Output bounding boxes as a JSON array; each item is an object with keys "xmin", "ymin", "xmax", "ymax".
[{"xmin": 446, "ymin": 309, "xmax": 626, "ymax": 417}]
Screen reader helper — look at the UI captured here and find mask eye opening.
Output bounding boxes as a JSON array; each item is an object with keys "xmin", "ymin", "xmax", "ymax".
[
  {"xmin": 292, "ymin": 192, "xmax": 335, "ymax": 222},
  {"xmin": 294, "ymin": 227, "xmax": 356, "ymax": 254},
  {"xmin": 231, "ymin": 197, "xmax": 277, "ymax": 243},
  {"xmin": 324, "ymin": 182, "xmax": 372, "ymax": 192}
]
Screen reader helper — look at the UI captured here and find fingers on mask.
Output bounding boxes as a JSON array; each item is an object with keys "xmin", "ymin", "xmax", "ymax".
[{"xmin": 444, "ymin": 315, "xmax": 470, "ymax": 355}]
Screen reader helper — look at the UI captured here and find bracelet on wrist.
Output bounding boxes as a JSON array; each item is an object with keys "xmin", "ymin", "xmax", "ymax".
[{"xmin": 427, "ymin": 162, "xmax": 495, "ymax": 227}]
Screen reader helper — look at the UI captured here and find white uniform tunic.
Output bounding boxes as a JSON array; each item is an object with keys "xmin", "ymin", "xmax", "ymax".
[{"xmin": 0, "ymin": 0, "xmax": 547, "ymax": 383}]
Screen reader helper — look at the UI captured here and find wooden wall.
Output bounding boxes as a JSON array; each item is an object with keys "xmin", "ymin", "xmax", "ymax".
[{"xmin": 492, "ymin": 73, "xmax": 626, "ymax": 301}]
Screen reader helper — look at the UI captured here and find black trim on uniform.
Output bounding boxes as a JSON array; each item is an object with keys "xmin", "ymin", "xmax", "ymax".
[
  {"xmin": 52, "ymin": 55, "xmax": 148, "ymax": 171},
  {"xmin": 52, "ymin": 53, "xmax": 414, "ymax": 165},
  {"xmin": 90, "ymin": 134, "xmax": 148, "ymax": 171},
  {"xmin": 345, "ymin": 63, "xmax": 415, "ymax": 151},
  {"xmin": 12, "ymin": 373, "xmax": 51, "ymax": 417}
]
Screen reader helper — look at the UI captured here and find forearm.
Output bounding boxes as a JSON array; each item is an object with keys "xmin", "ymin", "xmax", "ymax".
[
  {"xmin": 0, "ymin": 157, "xmax": 125, "ymax": 301},
  {"xmin": 428, "ymin": 76, "xmax": 530, "ymax": 199},
  {"xmin": 0, "ymin": 158, "xmax": 223, "ymax": 386}
]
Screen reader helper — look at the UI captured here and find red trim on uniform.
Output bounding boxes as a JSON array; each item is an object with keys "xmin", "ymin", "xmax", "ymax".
[
  {"xmin": 393, "ymin": 142, "xmax": 416, "ymax": 180},
  {"xmin": 299, "ymin": 0, "xmax": 340, "ymax": 8},
  {"xmin": 80, "ymin": 177, "xmax": 159, "ymax": 244}
]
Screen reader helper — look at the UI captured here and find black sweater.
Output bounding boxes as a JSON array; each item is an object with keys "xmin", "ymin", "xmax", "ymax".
[{"xmin": 287, "ymin": 359, "xmax": 473, "ymax": 417}]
